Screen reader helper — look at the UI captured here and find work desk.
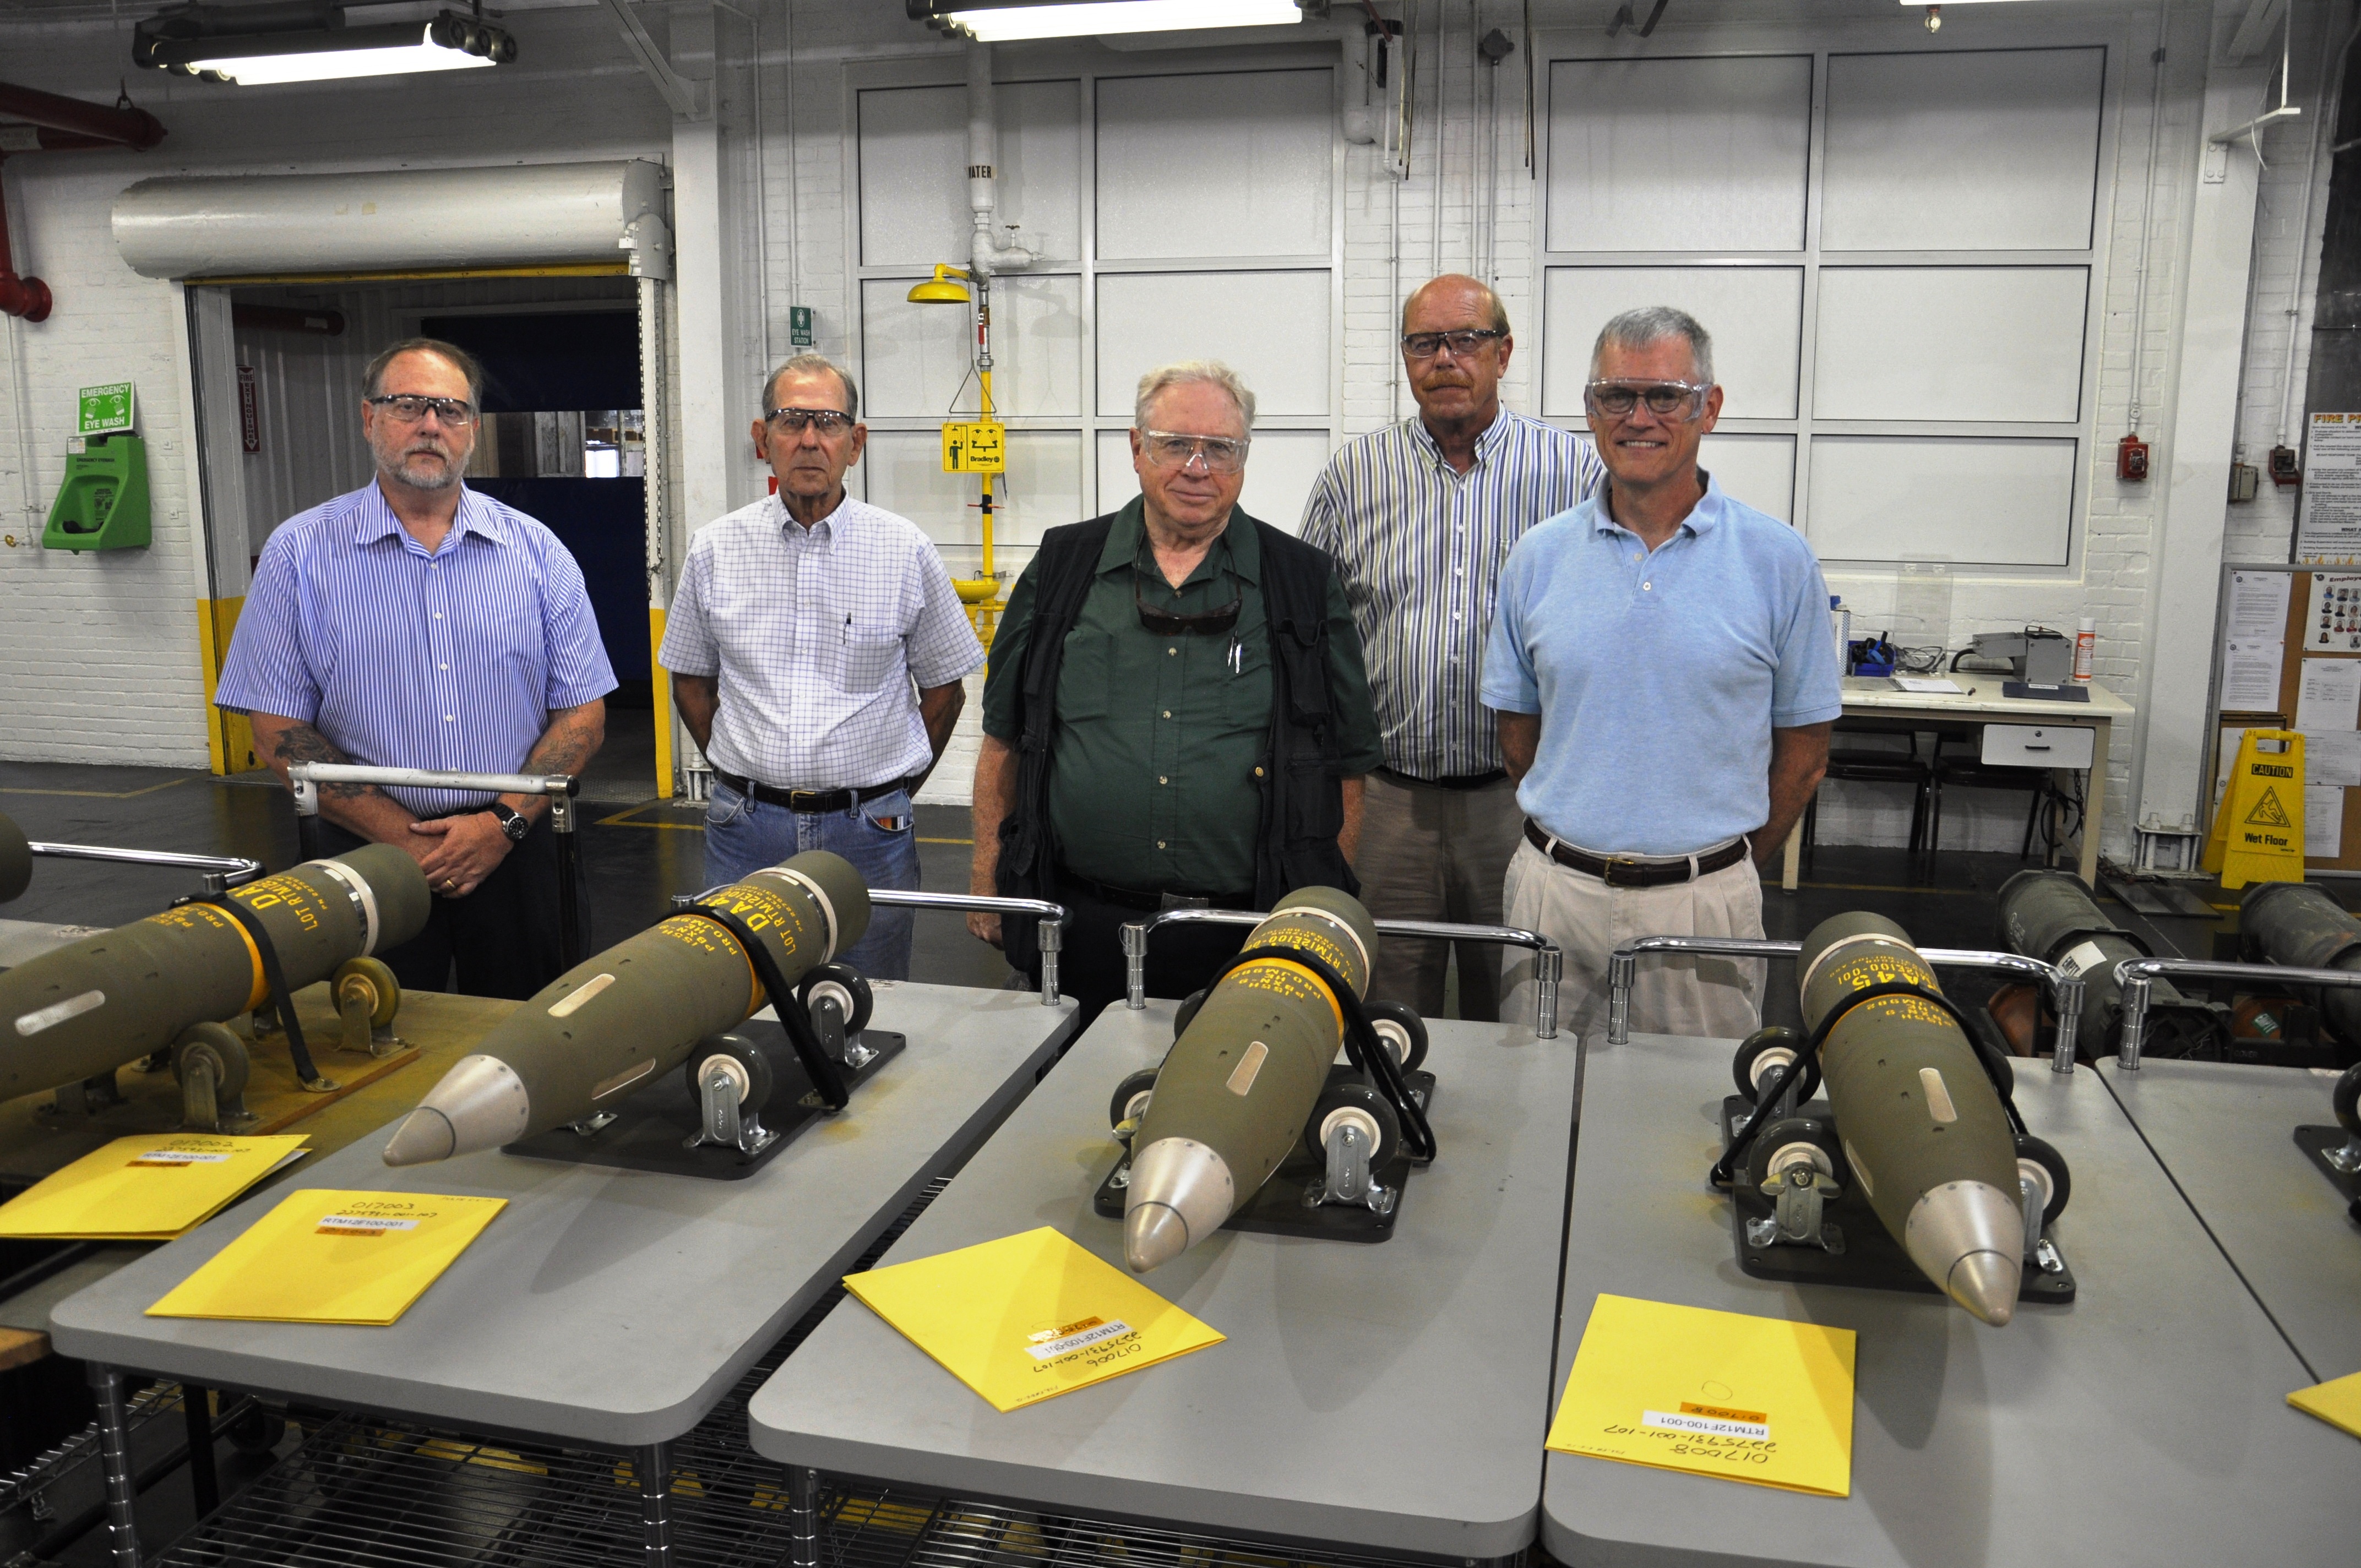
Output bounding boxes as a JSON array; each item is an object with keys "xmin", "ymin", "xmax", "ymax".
[
  {"xmin": 50, "ymin": 983, "xmax": 1077, "ymax": 1563},
  {"xmin": 2097, "ymin": 1058, "xmax": 2361, "ymax": 1382},
  {"xmin": 1782, "ymin": 677, "xmax": 2134, "ymax": 890},
  {"xmin": 747, "ymin": 1000, "xmax": 1581, "ymax": 1566},
  {"xmin": 1543, "ymin": 1032, "xmax": 2350, "ymax": 1568}
]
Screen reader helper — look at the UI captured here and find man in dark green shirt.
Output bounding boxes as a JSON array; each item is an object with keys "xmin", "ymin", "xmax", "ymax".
[{"xmin": 970, "ymin": 361, "xmax": 1383, "ymax": 1022}]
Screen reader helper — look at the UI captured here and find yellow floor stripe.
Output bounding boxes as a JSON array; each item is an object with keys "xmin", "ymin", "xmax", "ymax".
[{"xmin": 0, "ymin": 777, "xmax": 192, "ymax": 800}]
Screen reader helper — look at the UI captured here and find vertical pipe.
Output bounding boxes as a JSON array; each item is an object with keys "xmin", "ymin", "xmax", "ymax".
[
  {"xmin": 1038, "ymin": 916, "xmax": 1062, "ymax": 1004},
  {"xmin": 786, "ymin": 1464, "xmax": 823, "ymax": 1568},
  {"xmin": 1123, "ymin": 919, "xmax": 1150, "ymax": 1009},
  {"xmin": 2117, "ymin": 972, "xmax": 2151, "ymax": 1069},
  {"xmin": 1535, "ymin": 945, "xmax": 1563, "ymax": 1040},
  {"xmin": 88, "ymin": 1364, "xmax": 142, "ymax": 1568},
  {"xmin": 637, "ymin": 1441, "xmax": 672, "ymax": 1567},
  {"xmin": 551, "ymin": 791, "xmax": 584, "ymax": 970},
  {"xmin": 181, "ymin": 1384, "xmax": 219, "ymax": 1518},
  {"xmin": 2048, "ymin": 975, "xmax": 2083, "ymax": 1073},
  {"xmin": 1606, "ymin": 950, "xmax": 1634, "ymax": 1046}
]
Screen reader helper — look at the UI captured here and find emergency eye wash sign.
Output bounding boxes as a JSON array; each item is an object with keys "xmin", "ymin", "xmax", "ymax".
[{"xmin": 1547, "ymin": 1294, "xmax": 1856, "ymax": 1497}]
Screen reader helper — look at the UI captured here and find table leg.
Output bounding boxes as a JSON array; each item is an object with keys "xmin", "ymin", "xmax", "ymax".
[
  {"xmin": 635, "ymin": 1441, "xmax": 672, "ymax": 1567},
  {"xmin": 1781, "ymin": 819, "xmax": 1802, "ymax": 893},
  {"xmin": 2079, "ymin": 718, "xmax": 2110, "ymax": 887},
  {"xmin": 787, "ymin": 1464, "xmax": 823, "ymax": 1568},
  {"xmin": 181, "ymin": 1382, "xmax": 219, "ymax": 1519},
  {"xmin": 87, "ymin": 1363, "xmax": 141, "ymax": 1568}
]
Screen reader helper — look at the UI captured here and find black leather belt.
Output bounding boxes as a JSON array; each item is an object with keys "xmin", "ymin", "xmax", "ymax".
[
  {"xmin": 714, "ymin": 769, "xmax": 910, "ymax": 814},
  {"xmin": 1378, "ymin": 766, "xmax": 1509, "ymax": 791},
  {"xmin": 1058, "ymin": 867, "xmax": 1255, "ymax": 914},
  {"xmin": 1523, "ymin": 819, "xmax": 1749, "ymax": 887}
]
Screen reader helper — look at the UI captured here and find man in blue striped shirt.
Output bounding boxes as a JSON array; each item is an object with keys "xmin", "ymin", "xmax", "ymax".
[
  {"xmin": 217, "ymin": 337, "xmax": 617, "ymax": 999},
  {"xmin": 1302, "ymin": 275, "xmax": 1604, "ymax": 1022}
]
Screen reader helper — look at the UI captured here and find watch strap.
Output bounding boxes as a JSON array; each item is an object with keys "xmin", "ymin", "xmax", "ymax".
[{"xmin": 485, "ymin": 802, "xmax": 529, "ymax": 841}]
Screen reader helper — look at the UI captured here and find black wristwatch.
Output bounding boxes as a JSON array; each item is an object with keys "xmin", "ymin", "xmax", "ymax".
[{"xmin": 485, "ymin": 802, "xmax": 530, "ymax": 842}]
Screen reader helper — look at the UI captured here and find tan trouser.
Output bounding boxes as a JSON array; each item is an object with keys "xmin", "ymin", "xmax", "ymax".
[
  {"xmin": 1356, "ymin": 772, "xmax": 1525, "ymax": 1021},
  {"xmin": 1501, "ymin": 837, "xmax": 1766, "ymax": 1042}
]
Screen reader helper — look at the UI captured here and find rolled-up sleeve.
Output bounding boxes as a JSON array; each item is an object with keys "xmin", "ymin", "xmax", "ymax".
[
  {"xmin": 1479, "ymin": 543, "xmax": 1542, "ymax": 715},
  {"xmin": 214, "ymin": 532, "xmax": 320, "ymax": 722},
  {"xmin": 540, "ymin": 538, "xmax": 619, "ymax": 708},
  {"xmin": 904, "ymin": 546, "xmax": 987, "ymax": 689},
  {"xmin": 657, "ymin": 538, "xmax": 717, "ymax": 678}
]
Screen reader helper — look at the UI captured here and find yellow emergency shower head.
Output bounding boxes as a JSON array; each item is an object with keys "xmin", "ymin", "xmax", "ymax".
[{"xmin": 907, "ymin": 264, "xmax": 971, "ymax": 304}]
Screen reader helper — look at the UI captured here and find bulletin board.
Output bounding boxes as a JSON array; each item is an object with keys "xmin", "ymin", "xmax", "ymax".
[{"xmin": 2210, "ymin": 565, "xmax": 2361, "ymax": 875}]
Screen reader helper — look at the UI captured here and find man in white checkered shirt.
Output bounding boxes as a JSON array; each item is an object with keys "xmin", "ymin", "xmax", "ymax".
[{"xmin": 660, "ymin": 353, "xmax": 983, "ymax": 979}]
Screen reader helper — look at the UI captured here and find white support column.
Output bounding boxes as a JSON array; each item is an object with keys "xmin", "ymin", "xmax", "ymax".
[
  {"xmin": 672, "ymin": 114, "xmax": 733, "ymax": 544},
  {"xmin": 2130, "ymin": 39, "xmax": 2271, "ymax": 842}
]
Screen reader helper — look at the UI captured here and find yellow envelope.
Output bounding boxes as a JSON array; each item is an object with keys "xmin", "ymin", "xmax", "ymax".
[
  {"xmin": 146, "ymin": 1188, "xmax": 506, "ymax": 1326},
  {"xmin": 844, "ymin": 1227, "xmax": 1223, "ymax": 1412},
  {"xmin": 1547, "ymin": 1293, "xmax": 1856, "ymax": 1498},
  {"xmin": 2288, "ymin": 1370, "xmax": 2361, "ymax": 1440},
  {"xmin": 0, "ymin": 1135, "xmax": 311, "ymax": 1240}
]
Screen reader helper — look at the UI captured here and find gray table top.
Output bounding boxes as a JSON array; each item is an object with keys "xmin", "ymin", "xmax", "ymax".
[
  {"xmin": 2097, "ymin": 1057, "xmax": 2361, "ymax": 1382},
  {"xmin": 49, "ymin": 983, "xmax": 1076, "ymax": 1447},
  {"xmin": 1544, "ymin": 1033, "xmax": 2355, "ymax": 1568},
  {"xmin": 747, "ymin": 1001, "xmax": 1581, "ymax": 1563}
]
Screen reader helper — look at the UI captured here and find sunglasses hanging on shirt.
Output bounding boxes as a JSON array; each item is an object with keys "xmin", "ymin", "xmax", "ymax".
[{"xmin": 1134, "ymin": 571, "xmax": 1242, "ymax": 636}]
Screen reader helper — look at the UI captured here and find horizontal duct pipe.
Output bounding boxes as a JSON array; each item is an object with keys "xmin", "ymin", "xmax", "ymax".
[
  {"xmin": 113, "ymin": 159, "xmax": 670, "ymax": 281},
  {"xmin": 0, "ymin": 83, "xmax": 166, "ymax": 150}
]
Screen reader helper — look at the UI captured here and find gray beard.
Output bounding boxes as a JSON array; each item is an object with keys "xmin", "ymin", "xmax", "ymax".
[{"xmin": 385, "ymin": 453, "xmax": 464, "ymax": 491}]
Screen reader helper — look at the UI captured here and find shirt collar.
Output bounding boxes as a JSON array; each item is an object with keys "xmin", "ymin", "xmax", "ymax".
[
  {"xmin": 1407, "ymin": 406, "xmax": 1513, "ymax": 471},
  {"xmin": 771, "ymin": 489, "xmax": 855, "ymax": 538},
  {"xmin": 1587, "ymin": 470, "xmax": 1724, "ymax": 540},
  {"xmin": 349, "ymin": 480, "xmax": 508, "ymax": 552},
  {"xmin": 1098, "ymin": 496, "xmax": 1263, "ymax": 585}
]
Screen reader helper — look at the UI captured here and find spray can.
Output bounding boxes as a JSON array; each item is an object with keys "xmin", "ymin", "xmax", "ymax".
[
  {"xmin": 1832, "ymin": 596, "xmax": 1851, "ymax": 674},
  {"xmin": 2072, "ymin": 617, "xmax": 2096, "ymax": 684}
]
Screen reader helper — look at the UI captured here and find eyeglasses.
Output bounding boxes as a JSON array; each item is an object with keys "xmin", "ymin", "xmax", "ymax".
[
  {"xmin": 1584, "ymin": 380, "xmax": 1712, "ymax": 420},
  {"xmin": 765, "ymin": 407, "xmax": 857, "ymax": 434},
  {"xmin": 367, "ymin": 394, "xmax": 477, "ymax": 426},
  {"xmin": 1136, "ymin": 571, "xmax": 1242, "ymax": 635},
  {"xmin": 1138, "ymin": 430, "xmax": 1250, "ymax": 475},
  {"xmin": 1401, "ymin": 329, "xmax": 1505, "ymax": 361}
]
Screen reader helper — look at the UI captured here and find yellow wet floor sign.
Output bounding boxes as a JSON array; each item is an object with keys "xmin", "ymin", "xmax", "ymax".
[{"xmin": 2204, "ymin": 729, "xmax": 2306, "ymax": 888}]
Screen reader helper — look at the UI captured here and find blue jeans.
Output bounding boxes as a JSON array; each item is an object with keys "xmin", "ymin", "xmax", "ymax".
[{"xmin": 703, "ymin": 782, "xmax": 921, "ymax": 981}]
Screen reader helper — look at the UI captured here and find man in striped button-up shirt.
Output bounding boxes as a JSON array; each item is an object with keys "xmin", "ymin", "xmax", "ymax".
[
  {"xmin": 218, "ymin": 337, "xmax": 616, "ymax": 1000},
  {"xmin": 1301, "ymin": 275, "xmax": 1603, "ymax": 1023}
]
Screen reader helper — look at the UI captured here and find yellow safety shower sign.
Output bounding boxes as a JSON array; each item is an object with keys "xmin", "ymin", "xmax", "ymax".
[{"xmin": 942, "ymin": 421, "xmax": 1006, "ymax": 475}]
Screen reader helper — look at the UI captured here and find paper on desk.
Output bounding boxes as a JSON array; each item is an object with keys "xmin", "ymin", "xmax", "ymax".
[
  {"xmin": 0, "ymin": 1135, "xmax": 310, "ymax": 1241},
  {"xmin": 2220, "ymin": 639, "xmax": 2286, "ymax": 714},
  {"xmin": 2306, "ymin": 787, "xmax": 2345, "ymax": 858},
  {"xmin": 1546, "ymin": 1294, "xmax": 1854, "ymax": 1498},
  {"xmin": 1889, "ymin": 676, "xmax": 1962, "ymax": 694},
  {"xmin": 843, "ymin": 1227, "xmax": 1224, "ymax": 1412},
  {"xmin": 2231, "ymin": 570, "xmax": 2293, "ymax": 639},
  {"xmin": 145, "ymin": 1188, "xmax": 505, "ymax": 1326},
  {"xmin": 2288, "ymin": 1369, "xmax": 2361, "ymax": 1440},
  {"xmin": 2294, "ymin": 659, "xmax": 2361, "ymax": 732},
  {"xmin": 2301, "ymin": 729, "xmax": 2361, "ymax": 788}
]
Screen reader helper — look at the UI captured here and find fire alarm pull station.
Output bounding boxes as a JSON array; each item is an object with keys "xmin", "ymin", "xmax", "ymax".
[{"xmin": 2117, "ymin": 433, "xmax": 2149, "ymax": 482}]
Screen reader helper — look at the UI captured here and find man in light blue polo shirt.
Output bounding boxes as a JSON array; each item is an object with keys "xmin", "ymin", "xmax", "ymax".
[{"xmin": 1482, "ymin": 307, "xmax": 1840, "ymax": 1038}]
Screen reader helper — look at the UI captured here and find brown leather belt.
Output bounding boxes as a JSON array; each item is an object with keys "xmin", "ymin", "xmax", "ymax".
[
  {"xmin": 714, "ymin": 769, "xmax": 910, "ymax": 815},
  {"xmin": 1523, "ymin": 819, "xmax": 1749, "ymax": 887}
]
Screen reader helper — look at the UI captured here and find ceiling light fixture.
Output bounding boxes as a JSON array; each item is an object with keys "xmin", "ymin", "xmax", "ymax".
[
  {"xmin": 907, "ymin": 0, "xmax": 1307, "ymax": 45},
  {"xmin": 135, "ymin": 3, "xmax": 516, "ymax": 87}
]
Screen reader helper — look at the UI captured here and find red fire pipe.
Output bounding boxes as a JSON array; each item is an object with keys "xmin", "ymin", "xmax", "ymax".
[
  {"xmin": 0, "ymin": 83, "xmax": 166, "ymax": 150},
  {"xmin": 0, "ymin": 83, "xmax": 166, "ymax": 320}
]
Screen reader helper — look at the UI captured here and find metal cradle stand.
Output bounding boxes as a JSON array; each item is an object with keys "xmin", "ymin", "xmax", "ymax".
[
  {"xmin": 287, "ymin": 763, "xmax": 586, "ymax": 968},
  {"xmin": 1119, "ymin": 908, "xmax": 1566, "ymax": 1040},
  {"xmin": 2111, "ymin": 955, "xmax": 2361, "ymax": 1069},
  {"xmin": 1606, "ymin": 934, "xmax": 2088, "ymax": 1074},
  {"xmin": 667, "ymin": 888, "xmax": 1071, "ymax": 1010},
  {"xmin": 24, "ymin": 842, "xmax": 264, "ymax": 896}
]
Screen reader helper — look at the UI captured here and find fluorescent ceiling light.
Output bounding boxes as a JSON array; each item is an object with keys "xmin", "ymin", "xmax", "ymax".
[
  {"xmin": 191, "ymin": 26, "xmax": 497, "ymax": 85},
  {"xmin": 939, "ymin": 1, "xmax": 1303, "ymax": 43}
]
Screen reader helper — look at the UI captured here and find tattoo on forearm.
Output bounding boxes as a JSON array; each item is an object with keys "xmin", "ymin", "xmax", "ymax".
[
  {"xmin": 524, "ymin": 709, "xmax": 602, "ymax": 778},
  {"xmin": 266, "ymin": 722, "xmax": 377, "ymax": 801}
]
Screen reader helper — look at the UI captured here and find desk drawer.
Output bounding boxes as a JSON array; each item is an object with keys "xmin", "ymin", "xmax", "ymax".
[{"xmin": 1979, "ymin": 723, "xmax": 2095, "ymax": 769}]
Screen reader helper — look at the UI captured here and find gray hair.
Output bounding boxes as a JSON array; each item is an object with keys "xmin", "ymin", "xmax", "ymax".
[
  {"xmin": 1401, "ymin": 275, "xmax": 1510, "ymax": 336},
  {"xmin": 362, "ymin": 337, "xmax": 484, "ymax": 406},
  {"xmin": 1133, "ymin": 360, "xmax": 1256, "ymax": 431},
  {"xmin": 762, "ymin": 353, "xmax": 860, "ymax": 420},
  {"xmin": 1590, "ymin": 306, "xmax": 1715, "ymax": 385}
]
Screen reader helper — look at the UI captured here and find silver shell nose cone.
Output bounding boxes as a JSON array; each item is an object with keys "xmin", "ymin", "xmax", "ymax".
[
  {"xmin": 382, "ymin": 1107, "xmax": 456, "ymax": 1167},
  {"xmin": 1947, "ymin": 1249, "xmax": 2021, "ymax": 1326},
  {"xmin": 1123, "ymin": 1202, "xmax": 1190, "ymax": 1273}
]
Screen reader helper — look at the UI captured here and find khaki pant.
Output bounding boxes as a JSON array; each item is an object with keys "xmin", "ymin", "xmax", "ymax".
[
  {"xmin": 1502, "ymin": 836, "xmax": 1766, "ymax": 1042},
  {"xmin": 1356, "ymin": 772, "xmax": 1525, "ymax": 1021}
]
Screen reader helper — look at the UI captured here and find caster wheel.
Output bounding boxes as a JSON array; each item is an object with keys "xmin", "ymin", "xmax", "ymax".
[
  {"xmin": 171, "ymin": 1022, "xmax": 251, "ymax": 1104},
  {"xmin": 224, "ymin": 1406, "xmax": 286, "ymax": 1456},
  {"xmin": 1109, "ymin": 1067, "xmax": 1160, "ymax": 1131},
  {"xmin": 2335, "ymin": 1061, "xmax": 2361, "ymax": 1136},
  {"xmin": 1364, "ymin": 1000, "xmax": 1428, "ymax": 1071},
  {"xmin": 1299, "ymin": 1078, "xmax": 1403, "ymax": 1169},
  {"xmin": 1743, "ymin": 1114, "xmax": 1846, "ymax": 1194},
  {"xmin": 2014, "ymin": 1133, "xmax": 2071, "ymax": 1226},
  {"xmin": 797, "ymin": 964, "xmax": 873, "ymax": 1036},
  {"xmin": 333, "ymin": 957, "xmax": 401, "ymax": 1028},
  {"xmin": 684, "ymin": 1034, "xmax": 775, "ymax": 1117},
  {"xmin": 1732, "ymin": 1027, "xmax": 1818, "ymax": 1107},
  {"xmin": 1172, "ymin": 988, "xmax": 1209, "ymax": 1040}
]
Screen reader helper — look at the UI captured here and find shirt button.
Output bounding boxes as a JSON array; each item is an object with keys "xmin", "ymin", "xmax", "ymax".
[
  {"xmin": 1156, "ymin": 840, "xmax": 1167, "ymax": 850},
  {"xmin": 1158, "ymin": 776, "xmax": 1168, "ymax": 785},
  {"xmin": 433, "ymin": 612, "xmax": 444, "ymax": 620},
  {"xmin": 1644, "ymin": 582, "xmax": 1653, "ymax": 590},
  {"xmin": 1167, "ymin": 646, "xmax": 1177, "ymax": 657},
  {"xmin": 444, "ymin": 715, "xmax": 455, "ymax": 722},
  {"xmin": 1161, "ymin": 710, "xmax": 1172, "ymax": 719},
  {"xmin": 439, "ymin": 663, "xmax": 449, "ymax": 671},
  {"xmin": 429, "ymin": 563, "xmax": 439, "ymax": 571}
]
